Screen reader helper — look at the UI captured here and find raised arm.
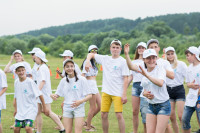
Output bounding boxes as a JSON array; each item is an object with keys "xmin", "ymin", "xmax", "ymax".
[
  {"xmin": 85, "ymin": 53, "xmax": 95, "ymax": 72},
  {"xmin": 124, "ymin": 44, "xmax": 139, "ymax": 71},
  {"xmin": 4, "ymin": 55, "xmax": 14, "ymax": 73}
]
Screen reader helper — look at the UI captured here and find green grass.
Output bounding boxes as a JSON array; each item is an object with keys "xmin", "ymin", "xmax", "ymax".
[{"xmin": 0, "ymin": 54, "xmax": 199, "ymax": 133}]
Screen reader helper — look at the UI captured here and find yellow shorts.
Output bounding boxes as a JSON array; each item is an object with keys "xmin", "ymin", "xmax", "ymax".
[{"xmin": 101, "ymin": 92, "xmax": 123, "ymax": 112}]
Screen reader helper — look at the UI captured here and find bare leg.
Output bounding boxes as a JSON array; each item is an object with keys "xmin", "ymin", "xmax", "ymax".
[
  {"xmin": 101, "ymin": 112, "xmax": 109, "ymax": 133},
  {"xmin": 177, "ymin": 101, "xmax": 185, "ymax": 133},
  {"xmin": 14, "ymin": 127, "xmax": 21, "ymax": 133},
  {"xmin": 156, "ymin": 115, "xmax": 170, "ymax": 133},
  {"xmin": 25, "ymin": 126, "xmax": 33, "ymax": 133},
  {"xmin": 115, "ymin": 112, "xmax": 125, "ymax": 133},
  {"xmin": 75, "ymin": 117, "xmax": 84, "ymax": 133},
  {"xmin": 36, "ymin": 103, "xmax": 43, "ymax": 132},
  {"xmin": 63, "ymin": 117, "xmax": 73, "ymax": 133},
  {"xmin": 132, "ymin": 96, "xmax": 140, "ymax": 133},
  {"xmin": 170, "ymin": 101, "xmax": 179, "ymax": 133},
  {"xmin": 146, "ymin": 114, "xmax": 157, "ymax": 133},
  {"xmin": 86, "ymin": 94, "xmax": 96, "ymax": 129}
]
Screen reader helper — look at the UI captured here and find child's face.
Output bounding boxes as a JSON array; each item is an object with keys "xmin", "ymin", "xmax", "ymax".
[
  {"xmin": 166, "ymin": 51, "xmax": 175, "ymax": 62},
  {"xmin": 137, "ymin": 46, "xmax": 146, "ymax": 55},
  {"xmin": 31, "ymin": 54, "xmax": 36, "ymax": 62},
  {"xmin": 15, "ymin": 67, "xmax": 26, "ymax": 78},
  {"xmin": 144, "ymin": 55, "xmax": 157, "ymax": 69},
  {"xmin": 35, "ymin": 56, "xmax": 42, "ymax": 65},
  {"xmin": 148, "ymin": 43, "xmax": 160, "ymax": 55},
  {"xmin": 64, "ymin": 62, "xmax": 75, "ymax": 75},
  {"xmin": 14, "ymin": 53, "xmax": 23, "ymax": 62},
  {"xmin": 110, "ymin": 43, "xmax": 122, "ymax": 56},
  {"xmin": 186, "ymin": 53, "xmax": 195, "ymax": 63}
]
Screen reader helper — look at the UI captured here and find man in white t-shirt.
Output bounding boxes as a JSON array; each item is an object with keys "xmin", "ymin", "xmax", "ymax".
[
  {"xmin": 0, "ymin": 69, "xmax": 8, "ymax": 133},
  {"xmin": 85, "ymin": 39, "xmax": 129, "ymax": 133}
]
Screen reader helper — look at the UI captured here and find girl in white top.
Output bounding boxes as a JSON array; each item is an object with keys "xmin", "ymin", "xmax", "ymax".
[
  {"xmin": 57, "ymin": 50, "xmax": 81, "ymax": 78},
  {"xmin": 0, "ymin": 69, "xmax": 7, "ymax": 133},
  {"xmin": 51, "ymin": 59, "xmax": 92, "ymax": 133},
  {"xmin": 125, "ymin": 44, "xmax": 170, "ymax": 133},
  {"xmin": 4, "ymin": 50, "xmax": 32, "ymax": 79},
  {"xmin": 127, "ymin": 42, "xmax": 147, "ymax": 133},
  {"xmin": 81, "ymin": 45, "xmax": 101, "ymax": 131},
  {"xmin": 34, "ymin": 50, "xmax": 65, "ymax": 133},
  {"xmin": 165, "ymin": 46, "xmax": 187, "ymax": 133}
]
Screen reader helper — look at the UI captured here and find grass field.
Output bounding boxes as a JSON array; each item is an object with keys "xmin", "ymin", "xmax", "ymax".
[{"xmin": 0, "ymin": 54, "xmax": 199, "ymax": 133}]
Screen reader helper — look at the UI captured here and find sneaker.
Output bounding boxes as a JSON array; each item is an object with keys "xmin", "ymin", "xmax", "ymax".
[
  {"xmin": 59, "ymin": 129, "xmax": 65, "ymax": 133},
  {"xmin": 194, "ymin": 129, "xmax": 200, "ymax": 133}
]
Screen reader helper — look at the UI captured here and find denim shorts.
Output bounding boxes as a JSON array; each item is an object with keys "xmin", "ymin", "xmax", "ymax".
[
  {"xmin": 182, "ymin": 105, "xmax": 200, "ymax": 130},
  {"xmin": 167, "ymin": 85, "xmax": 185, "ymax": 102},
  {"xmin": 140, "ymin": 97, "xmax": 149, "ymax": 123},
  {"xmin": 147, "ymin": 100, "xmax": 171, "ymax": 116},
  {"xmin": 63, "ymin": 106, "xmax": 85, "ymax": 118},
  {"xmin": 132, "ymin": 82, "xmax": 143, "ymax": 97}
]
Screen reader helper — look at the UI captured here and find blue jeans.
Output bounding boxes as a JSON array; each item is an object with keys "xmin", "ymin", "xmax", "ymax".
[
  {"xmin": 132, "ymin": 82, "xmax": 143, "ymax": 97},
  {"xmin": 182, "ymin": 105, "xmax": 200, "ymax": 130},
  {"xmin": 147, "ymin": 100, "xmax": 171, "ymax": 116}
]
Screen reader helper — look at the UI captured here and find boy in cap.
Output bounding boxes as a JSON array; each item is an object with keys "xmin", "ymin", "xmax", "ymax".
[
  {"xmin": 57, "ymin": 50, "xmax": 81, "ymax": 78},
  {"xmin": 0, "ymin": 68, "xmax": 8, "ymax": 133},
  {"xmin": 182, "ymin": 46, "xmax": 200, "ymax": 133},
  {"xmin": 13, "ymin": 63, "xmax": 49, "ymax": 133},
  {"xmin": 85, "ymin": 39, "xmax": 129, "ymax": 133}
]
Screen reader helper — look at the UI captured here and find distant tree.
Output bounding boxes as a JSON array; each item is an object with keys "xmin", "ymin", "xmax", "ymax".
[
  {"xmin": 0, "ymin": 38, "xmax": 7, "ymax": 54},
  {"xmin": 99, "ymin": 37, "xmax": 113, "ymax": 55},
  {"xmin": 4, "ymin": 38, "xmax": 27, "ymax": 54},
  {"xmin": 73, "ymin": 41, "xmax": 87, "ymax": 58},
  {"xmin": 38, "ymin": 34, "xmax": 55, "ymax": 45},
  {"xmin": 184, "ymin": 24, "xmax": 191, "ymax": 35},
  {"xmin": 49, "ymin": 39, "xmax": 65, "ymax": 56},
  {"xmin": 28, "ymin": 38, "xmax": 42, "ymax": 49}
]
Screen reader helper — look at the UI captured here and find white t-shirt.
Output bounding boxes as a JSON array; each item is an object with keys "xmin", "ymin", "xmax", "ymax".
[
  {"xmin": 36, "ymin": 64, "xmax": 52, "ymax": 104},
  {"xmin": 14, "ymin": 78, "xmax": 42, "ymax": 120},
  {"xmin": 82, "ymin": 60, "xmax": 98, "ymax": 77},
  {"xmin": 185, "ymin": 64, "xmax": 200, "ymax": 107},
  {"xmin": 131, "ymin": 59, "xmax": 144, "ymax": 82},
  {"xmin": 166, "ymin": 61, "xmax": 187, "ymax": 87},
  {"xmin": 62, "ymin": 63, "xmax": 82, "ymax": 77},
  {"xmin": 32, "ymin": 63, "xmax": 39, "ymax": 82},
  {"xmin": 94, "ymin": 54, "xmax": 129, "ymax": 97},
  {"xmin": 0, "ymin": 69, "xmax": 8, "ymax": 110},
  {"xmin": 9, "ymin": 61, "xmax": 32, "ymax": 80},
  {"xmin": 140, "ymin": 65, "xmax": 169, "ymax": 104},
  {"xmin": 55, "ymin": 75, "xmax": 91, "ymax": 110},
  {"xmin": 157, "ymin": 58, "xmax": 173, "ymax": 72}
]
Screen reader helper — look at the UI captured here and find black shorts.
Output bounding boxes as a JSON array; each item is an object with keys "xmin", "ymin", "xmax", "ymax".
[{"xmin": 167, "ymin": 85, "xmax": 185, "ymax": 102}]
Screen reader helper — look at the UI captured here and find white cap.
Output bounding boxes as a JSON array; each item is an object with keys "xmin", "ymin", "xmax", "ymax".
[
  {"xmin": 110, "ymin": 39, "xmax": 122, "ymax": 47},
  {"xmin": 187, "ymin": 46, "xmax": 200, "ymax": 61},
  {"xmin": 59, "ymin": 50, "xmax": 73, "ymax": 57},
  {"xmin": 136, "ymin": 42, "xmax": 147, "ymax": 49},
  {"xmin": 147, "ymin": 39, "xmax": 159, "ymax": 48},
  {"xmin": 28, "ymin": 48, "xmax": 42, "ymax": 54},
  {"xmin": 165, "ymin": 46, "xmax": 175, "ymax": 53},
  {"xmin": 35, "ymin": 51, "xmax": 48, "ymax": 62},
  {"xmin": 88, "ymin": 45, "xmax": 98, "ymax": 52},
  {"xmin": 143, "ymin": 49, "xmax": 157, "ymax": 58},
  {"xmin": 12, "ymin": 50, "xmax": 22, "ymax": 55},
  {"xmin": 15, "ymin": 62, "xmax": 25, "ymax": 70},
  {"xmin": 63, "ymin": 59, "xmax": 74, "ymax": 67}
]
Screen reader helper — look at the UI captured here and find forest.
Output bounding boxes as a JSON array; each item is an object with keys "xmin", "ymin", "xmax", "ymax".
[{"xmin": 0, "ymin": 12, "xmax": 200, "ymax": 58}]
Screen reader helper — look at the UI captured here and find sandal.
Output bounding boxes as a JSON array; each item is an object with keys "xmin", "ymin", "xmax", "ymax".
[
  {"xmin": 85, "ymin": 126, "xmax": 96, "ymax": 132},
  {"xmin": 83, "ymin": 121, "xmax": 96, "ymax": 129},
  {"xmin": 58, "ymin": 115, "xmax": 63, "ymax": 120}
]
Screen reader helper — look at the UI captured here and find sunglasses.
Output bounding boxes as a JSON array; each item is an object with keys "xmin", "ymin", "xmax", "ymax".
[{"xmin": 90, "ymin": 49, "xmax": 98, "ymax": 52}]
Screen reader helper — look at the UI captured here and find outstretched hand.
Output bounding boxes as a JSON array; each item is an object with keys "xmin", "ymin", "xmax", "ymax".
[
  {"xmin": 138, "ymin": 65, "xmax": 148, "ymax": 77},
  {"xmin": 124, "ymin": 43, "xmax": 130, "ymax": 55}
]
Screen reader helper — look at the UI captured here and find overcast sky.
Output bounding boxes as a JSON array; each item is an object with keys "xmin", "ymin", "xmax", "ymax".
[{"xmin": 0, "ymin": 0, "xmax": 200, "ymax": 36}]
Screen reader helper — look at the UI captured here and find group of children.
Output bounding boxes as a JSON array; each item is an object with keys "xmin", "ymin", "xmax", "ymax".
[{"xmin": 0, "ymin": 38, "xmax": 200, "ymax": 133}]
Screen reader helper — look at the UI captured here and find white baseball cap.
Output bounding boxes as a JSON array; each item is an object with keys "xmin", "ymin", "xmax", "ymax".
[
  {"xmin": 143, "ymin": 49, "xmax": 157, "ymax": 58},
  {"xmin": 63, "ymin": 59, "xmax": 75, "ymax": 67},
  {"xmin": 59, "ymin": 50, "xmax": 73, "ymax": 57},
  {"xmin": 28, "ymin": 48, "xmax": 42, "ymax": 54},
  {"xmin": 136, "ymin": 42, "xmax": 147, "ymax": 49},
  {"xmin": 110, "ymin": 39, "xmax": 122, "ymax": 47},
  {"xmin": 15, "ymin": 62, "xmax": 25, "ymax": 70},
  {"xmin": 12, "ymin": 50, "xmax": 22, "ymax": 55},
  {"xmin": 187, "ymin": 46, "xmax": 200, "ymax": 61},
  {"xmin": 88, "ymin": 45, "xmax": 98, "ymax": 52},
  {"xmin": 35, "ymin": 51, "xmax": 48, "ymax": 62},
  {"xmin": 147, "ymin": 39, "xmax": 159, "ymax": 48},
  {"xmin": 165, "ymin": 46, "xmax": 175, "ymax": 53}
]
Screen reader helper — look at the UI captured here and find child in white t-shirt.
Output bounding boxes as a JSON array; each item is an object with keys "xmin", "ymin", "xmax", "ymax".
[
  {"xmin": 125, "ymin": 45, "xmax": 170, "ymax": 133},
  {"xmin": 85, "ymin": 39, "xmax": 129, "ymax": 133},
  {"xmin": 51, "ymin": 59, "xmax": 92, "ymax": 133},
  {"xmin": 13, "ymin": 63, "xmax": 49, "ymax": 133},
  {"xmin": 4, "ymin": 49, "xmax": 32, "ymax": 79},
  {"xmin": 182, "ymin": 46, "xmax": 200, "ymax": 132},
  {"xmin": 0, "ymin": 69, "xmax": 8, "ymax": 133},
  {"xmin": 34, "ymin": 51, "xmax": 65, "ymax": 133}
]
